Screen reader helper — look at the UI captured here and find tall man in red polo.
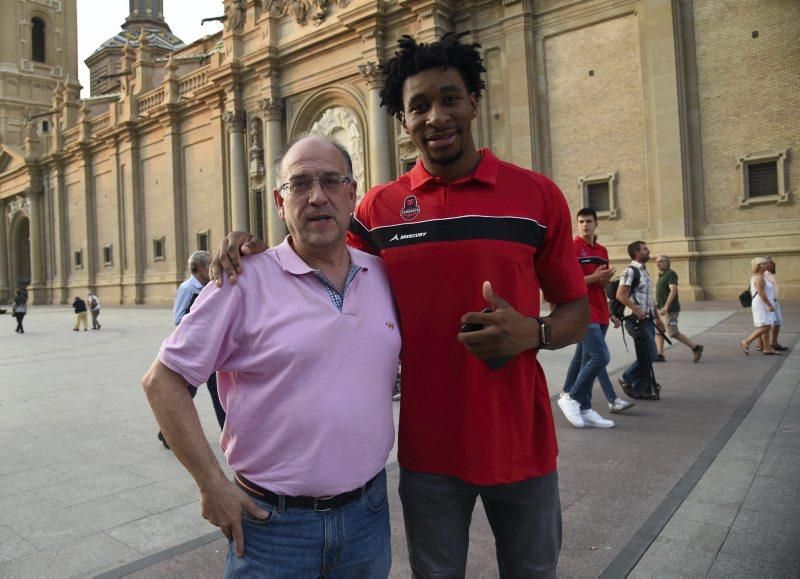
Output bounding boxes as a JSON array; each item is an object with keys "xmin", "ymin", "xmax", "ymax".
[{"xmin": 215, "ymin": 33, "xmax": 588, "ymax": 577}]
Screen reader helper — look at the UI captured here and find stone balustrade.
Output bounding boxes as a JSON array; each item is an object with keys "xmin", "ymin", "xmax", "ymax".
[{"xmin": 137, "ymin": 88, "xmax": 165, "ymax": 113}]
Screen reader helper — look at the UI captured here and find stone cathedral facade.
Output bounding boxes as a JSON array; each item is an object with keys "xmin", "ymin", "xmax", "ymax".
[{"xmin": 0, "ymin": 0, "xmax": 798, "ymax": 305}]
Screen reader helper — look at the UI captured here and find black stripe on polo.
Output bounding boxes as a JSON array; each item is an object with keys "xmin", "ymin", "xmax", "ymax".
[
  {"xmin": 578, "ymin": 256, "xmax": 609, "ymax": 265},
  {"xmin": 360, "ymin": 216, "xmax": 547, "ymax": 251},
  {"xmin": 349, "ymin": 214, "xmax": 377, "ymax": 252}
]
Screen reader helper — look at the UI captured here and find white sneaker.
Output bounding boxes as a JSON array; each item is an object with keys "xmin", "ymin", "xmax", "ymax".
[
  {"xmin": 609, "ymin": 398, "xmax": 635, "ymax": 414},
  {"xmin": 581, "ymin": 409, "xmax": 615, "ymax": 428},
  {"xmin": 557, "ymin": 394, "xmax": 585, "ymax": 428}
]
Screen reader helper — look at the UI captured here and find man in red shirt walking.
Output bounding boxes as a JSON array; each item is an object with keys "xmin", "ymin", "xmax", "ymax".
[{"xmin": 559, "ymin": 208, "xmax": 634, "ymax": 429}]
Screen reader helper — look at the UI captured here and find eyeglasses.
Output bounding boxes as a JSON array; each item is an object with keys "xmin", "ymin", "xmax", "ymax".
[{"xmin": 279, "ymin": 175, "xmax": 352, "ymax": 196}]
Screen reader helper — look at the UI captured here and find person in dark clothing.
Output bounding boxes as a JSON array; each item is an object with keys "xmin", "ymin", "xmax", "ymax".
[
  {"xmin": 72, "ymin": 296, "xmax": 88, "ymax": 331},
  {"xmin": 13, "ymin": 289, "xmax": 27, "ymax": 333}
]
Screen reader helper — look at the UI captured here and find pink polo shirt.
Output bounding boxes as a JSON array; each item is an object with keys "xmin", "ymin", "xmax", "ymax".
[{"xmin": 158, "ymin": 238, "xmax": 401, "ymax": 496}]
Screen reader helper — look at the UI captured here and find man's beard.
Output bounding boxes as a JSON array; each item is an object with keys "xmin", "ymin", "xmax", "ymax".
[{"xmin": 429, "ymin": 148, "xmax": 463, "ymax": 166}]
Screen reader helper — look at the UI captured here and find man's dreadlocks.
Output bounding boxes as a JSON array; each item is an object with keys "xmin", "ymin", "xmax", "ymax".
[{"xmin": 379, "ymin": 32, "xmax": 487, "ymax": 120}]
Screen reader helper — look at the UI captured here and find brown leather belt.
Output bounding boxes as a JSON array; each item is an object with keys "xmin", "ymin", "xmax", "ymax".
[{"xmin": 234, "ymin": 471, "xmax": 379, "ymax": 512}]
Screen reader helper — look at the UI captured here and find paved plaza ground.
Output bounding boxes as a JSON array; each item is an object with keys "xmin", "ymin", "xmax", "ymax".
[{"xmin": 1, "ymin": 301, "xmax": 798, "ymax": 577}]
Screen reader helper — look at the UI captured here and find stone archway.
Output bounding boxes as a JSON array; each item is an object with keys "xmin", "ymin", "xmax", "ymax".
[
  {"xmin": 309, "ymin": 107, "xmax": 366, "ymax": 201},
  {"xmin": 10, "ymin": 214, "xmax": 31, "ymax": 291}
]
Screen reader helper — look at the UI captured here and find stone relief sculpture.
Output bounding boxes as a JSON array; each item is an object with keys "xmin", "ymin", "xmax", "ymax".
[
  {"xmin": 262, "ymin": 0, "xmax": 350, "ymax": 26},
  {"xmin": 310, "ymin": 107, "xmax": 365, "ymax": 200},
  {"xmin": 226, "ymin": 0, "xmax": 247, "ymax": 31},
  {"xmin": 249, "ymin": 118, "xmax": 265, "ymax": 177}
]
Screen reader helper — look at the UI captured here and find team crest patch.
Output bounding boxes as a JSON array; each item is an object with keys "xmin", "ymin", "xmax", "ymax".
[{"xmin": 400, "ymin": 195, "xmax": 420, "ymax": 221}]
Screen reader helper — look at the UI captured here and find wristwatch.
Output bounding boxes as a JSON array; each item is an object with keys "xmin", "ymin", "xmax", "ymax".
[{"xmin": 536, "ymin": 317, "xmax": 551, "ymax": 349}]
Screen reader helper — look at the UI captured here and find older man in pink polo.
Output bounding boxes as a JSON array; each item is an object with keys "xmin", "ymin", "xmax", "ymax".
[{"xmin": 142, "ymin": 135, "xmax": 400, "ymax": 577}]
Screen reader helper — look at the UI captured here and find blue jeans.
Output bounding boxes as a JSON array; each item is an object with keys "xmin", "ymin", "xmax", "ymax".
[
  {"xmin": 399, "ymin": 468, "xmax": 561, "ymax": 578},
  {"xmin": 225, "ymin": 469, "xmax": 391, "ymax": 578},
  {"xmin": 622, "ymin": 318, "xmax": 658, "ymax": 387},
  {"xmin": 563, "ymin": 324, "xmax": 616, "ymax": 408}
]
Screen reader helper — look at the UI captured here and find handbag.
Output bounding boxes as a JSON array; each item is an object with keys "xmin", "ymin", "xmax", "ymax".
[{"xmin": 738, "ymin": 288, "xmax": 752, "ymax": 308}]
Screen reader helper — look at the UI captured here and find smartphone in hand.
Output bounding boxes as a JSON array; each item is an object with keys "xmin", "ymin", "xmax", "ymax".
[{"xmin": 459, "ymin": 308, "xmax": 512, "ymax": 371}]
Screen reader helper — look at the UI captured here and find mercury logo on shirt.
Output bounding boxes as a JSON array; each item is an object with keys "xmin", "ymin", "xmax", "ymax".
[{"xmin": 389, "ymin": 232, "xmax": 428, "ymax": 243}]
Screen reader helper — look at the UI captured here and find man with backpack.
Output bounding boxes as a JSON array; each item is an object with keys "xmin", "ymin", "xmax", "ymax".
[
  {"xmin": 87, "ymin": 290, "xmax": 101, "ymax": 330},
  {"xmin": 616, "ymin": 241, "xmax": 665, "ymax": 399}
]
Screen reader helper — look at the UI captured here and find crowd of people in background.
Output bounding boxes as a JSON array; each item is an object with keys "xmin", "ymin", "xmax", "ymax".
[
  {"xmin": 71, "ymin": 291, "xmax": 102, "ymax": 331},
  {"xmin": 556, "ymin": 223, "xmax": 791, "ymax": 430}
]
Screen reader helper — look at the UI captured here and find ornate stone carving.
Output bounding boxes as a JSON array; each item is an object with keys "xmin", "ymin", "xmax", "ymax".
[
  {"xmin": 226, "ymin": 0, "xmax": 247, "ymax": 31},
  {"xmin": 249, "ymin": 118, "xmax": 265, "ymax": 177},
  {"xmin": 7, "ymin": 195, "xmax": 31, "ymax": 222},
  {"xmin": 262, "ymin": 0, "xmax": 350, "ymax": 27},
  {"xmin": 258, "ymin": 97, "xmax": 284, "ymax": 121},
  {"xmin": 310, "ymin": 107, "xmax": 365, "ymax": 200},
  {"xmin": 357, "ymin": 61, "xmax": 382, "ymax": 88},
  {"xmin": 222, "ymin": 110, "xmax": 246, "ymax": 130}
]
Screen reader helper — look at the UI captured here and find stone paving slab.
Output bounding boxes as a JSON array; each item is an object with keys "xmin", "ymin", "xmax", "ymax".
[
  {"xmin": 0, "ymin": 302, "xmax": 797, "ymax": 577},
  {"xmin": 631, "ymin": 323, "xmax": 800, "ymax": 577}
]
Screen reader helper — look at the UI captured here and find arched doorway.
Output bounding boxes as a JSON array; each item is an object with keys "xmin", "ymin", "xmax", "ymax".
[
  {"xmin": 10, "ymin": 215, "xmax": 31, "ymax": 291},
  {"xmin": 309, "ymin": 107, "xmax": 366, "ymax": 201}
]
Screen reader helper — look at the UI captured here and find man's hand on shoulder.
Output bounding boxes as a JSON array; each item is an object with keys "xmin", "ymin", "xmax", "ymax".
[
  {"xmin": 457, "ymin": 281, "xmax": 539, "ymax": 358},
  {"xmin": 210, "ymin": 231, "xmax": 268, "ymax": 287},
  {"xmin": 199, "ymin": 475, "xmax": 269, "ymax": 558}
]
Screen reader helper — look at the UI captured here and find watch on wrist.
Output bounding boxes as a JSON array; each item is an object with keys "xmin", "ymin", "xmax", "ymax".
[{"xmin": 536, "ymin": 317, "xmax": 551, "ymax": 349}]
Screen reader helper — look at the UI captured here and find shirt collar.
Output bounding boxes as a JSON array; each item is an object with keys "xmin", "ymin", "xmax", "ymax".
[
  {"xmin": 275, "ymin": 236, "xmax": 368, "ymax": 275},
  {"xmin": 189, "ymin": 276, "xmax": 204, "ymax": 290},
  {"xmin": 408, "ymin": 148, "xmax": 500, "ymax": 191},
  {"xmin": 574, "ymin": 235, "xmax": 598, "ymax": 248}
]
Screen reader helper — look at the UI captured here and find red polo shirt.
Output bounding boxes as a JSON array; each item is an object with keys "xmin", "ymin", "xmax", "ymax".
[
  {"xmin": 347, "ymin": 149, "xmax": 585, "ymax": 485},
  {"xmin": 574, "ymin": 236, "xmax": 611, "ymax": 325}
]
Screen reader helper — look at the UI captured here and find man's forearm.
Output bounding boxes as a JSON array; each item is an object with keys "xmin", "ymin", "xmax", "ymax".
[
  {"xmin": 142, "ymin": 360, "xmax": 228, "ymax": 490},
  {"xmin": 543, "ymin": 296, "xmax": 589, "ymax": 349},
  {"xmin": 663, "ymin": 287, "xmax": 677, "ymax": 310},
  {"xmin": 617, "ymin": 290, "xmax": 638, "ymax": 312}
]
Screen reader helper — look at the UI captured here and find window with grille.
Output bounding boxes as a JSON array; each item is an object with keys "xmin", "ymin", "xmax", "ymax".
[
  {"xmin": 197, "ymin": 231, "xmax": 210, "ymax": 253},
  {"xmin": 586, "ymin": 182, "xmax": 610, "ymax": 212},
  {"xmin": 153, "ymin": 237, "xmax": 166, "ymax": 261},
  {"xmin": 738, "ymin": 150, "xmax": 790, "ymax": 207},
  {"xmin": 102, "ymin": 244, "xmax": 113, "ymax": 266},
  {"xmin": 579, "ymin": 172, "xmax": 618, "ymax": 218},
  {"xmin": 74, "ymin": 249, "xmax": 83, "ymax": 269},
  {"xmin": 746, "ymin": 162, "xmax": 778, "ymax": 197}
]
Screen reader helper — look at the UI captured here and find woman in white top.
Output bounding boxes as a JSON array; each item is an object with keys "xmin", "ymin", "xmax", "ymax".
[{"xmin": 740, "ymin": 256, "xmax": 779, "ymax": 355}]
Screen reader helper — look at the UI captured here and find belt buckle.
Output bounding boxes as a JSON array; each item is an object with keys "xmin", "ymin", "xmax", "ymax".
[{"xmin": 313, "ymin": 496, "xmax": 334, "ymax": 512}]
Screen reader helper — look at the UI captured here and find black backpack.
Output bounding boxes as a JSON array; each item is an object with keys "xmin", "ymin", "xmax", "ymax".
[
  {"xmin": 607, "ymin": 266, "xmax": 640, "ymax": 319},
  {"xmin": 738, "ymin": 287, "xmax": 753, "ymax": 308}
]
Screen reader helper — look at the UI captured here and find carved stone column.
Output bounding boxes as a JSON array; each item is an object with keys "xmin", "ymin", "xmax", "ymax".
[
  {"xmin": 224, "ymin": 110, "xmax": 249, "ymax": 231},
  {"xmin": 259, "ymin": 97, "xmax": 286, "ymax": 247},
  {"xmin": 359, "ymin": 61, "xmax": 392, "ymax": 187},
  {"xmin": 27, "ymin": 189, "xmax": 46, "ymax": 304},
  {"xmin": 0, "ymin": 200, "xmax": 8, "ymax": 300}
]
